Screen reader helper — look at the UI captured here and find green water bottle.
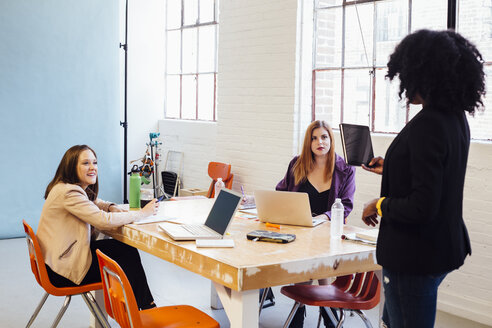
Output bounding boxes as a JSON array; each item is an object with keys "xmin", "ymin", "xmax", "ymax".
[{"xmin": 129, "ymin": 165, "xmax": 141, "ymax": 209}]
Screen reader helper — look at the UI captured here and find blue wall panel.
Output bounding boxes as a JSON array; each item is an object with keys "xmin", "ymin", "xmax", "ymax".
[{"xmin": 0, "ymin": 0, "xmax": 122, "ymax": 238}]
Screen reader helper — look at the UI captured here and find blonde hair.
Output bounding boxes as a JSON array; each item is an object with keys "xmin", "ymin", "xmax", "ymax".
[{"xmin": 292, "ymin": 120, "xmax": 335, "ymax": 185}]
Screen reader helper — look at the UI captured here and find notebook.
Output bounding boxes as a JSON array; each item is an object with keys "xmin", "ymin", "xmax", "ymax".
[
  {"xmin": 158, "ymin": 188, "xmax": 242, "ymax": 241},
  {"xmin": 254, "ymin": 190, "xmax": 326, "ymax": 227},
  {"xmin": 339, "ymin": 123, "xmax": 374, "ymax": 166}
]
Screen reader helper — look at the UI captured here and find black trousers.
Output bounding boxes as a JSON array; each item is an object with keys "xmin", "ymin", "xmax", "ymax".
[{"xmin": 46, "ymin": 239, "xmax": 154, "ymax": 309}]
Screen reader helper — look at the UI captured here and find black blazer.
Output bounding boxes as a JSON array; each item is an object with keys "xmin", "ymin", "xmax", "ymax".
[{"xmin": 378, "ymin": 108, "xmax": 472, "ymax": 274}]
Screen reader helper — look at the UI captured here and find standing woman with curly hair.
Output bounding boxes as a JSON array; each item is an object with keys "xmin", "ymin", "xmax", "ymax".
[{"xmin": 361, "ymin": 30, "xmax": 485, "ymax": 328}]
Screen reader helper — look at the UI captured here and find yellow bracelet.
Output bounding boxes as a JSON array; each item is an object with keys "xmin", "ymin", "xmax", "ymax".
[{"xmin": 376, "ymin": 197, "xmax": 385, "ymax": 217}]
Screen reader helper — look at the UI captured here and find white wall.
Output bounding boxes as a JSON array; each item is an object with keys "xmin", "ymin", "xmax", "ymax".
[
  {"xmin": 150, "ymin": 0, "xmax": 492, "ymax": 325},
  {"xmin": 125, "ymin": 0, "xmax": 166, "ymax": 196}
]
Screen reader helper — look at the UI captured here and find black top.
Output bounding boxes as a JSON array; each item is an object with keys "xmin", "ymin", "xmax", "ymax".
[
  {"xmin": 298, "ymin": 179, "xmax": 330, "ymax": 217},
  {"xmin": 378, "ymin": 108, "xmax": 471, "ymax": 274}
]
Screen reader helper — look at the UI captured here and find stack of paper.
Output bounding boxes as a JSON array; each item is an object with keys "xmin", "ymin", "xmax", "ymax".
[{"xmin": 355, "ymin": 229, "xmax": 379, "ymax": 242}]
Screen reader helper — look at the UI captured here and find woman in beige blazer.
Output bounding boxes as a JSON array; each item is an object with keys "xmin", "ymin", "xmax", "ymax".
[{"xmin": 37, "ymin": 145, "xmax": 158, "ymax": 310}]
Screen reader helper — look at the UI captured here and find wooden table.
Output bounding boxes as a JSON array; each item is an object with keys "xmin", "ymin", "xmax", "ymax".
[{"xmin": 104, "ymin": 198, "xmax": 381, "ymax": 327}]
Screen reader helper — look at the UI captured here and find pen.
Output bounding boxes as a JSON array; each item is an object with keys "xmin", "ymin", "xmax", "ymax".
[
  {"xmin": 240, "ymin": 185, "xmax": 246, "ymax": 199},
  {"xmin": 266, "ymin": 222, "xmax": 280, "ymax": 229}
]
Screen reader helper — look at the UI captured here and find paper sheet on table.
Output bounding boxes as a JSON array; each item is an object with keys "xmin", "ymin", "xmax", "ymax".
[
  {"xmin": 343, "ymin": 233, "xmax": 377, "ymax": 246},
  {"xmin": 238, "ymin": 208, "xmax": 257, "ymax": 215},
  {"xmin": 132, "ymin": 216, "xmax": 180, "ymax": 225}
]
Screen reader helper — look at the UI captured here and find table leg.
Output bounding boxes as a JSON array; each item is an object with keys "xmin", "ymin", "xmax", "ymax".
[
  {"xmin": 213, "ymin": 282, "xmax": 259, "ymax": 328},
  {"xmin": 375, "ymin": 270, "xmax": 385, "ymax": 327},
  {"xmin": 210, "ymin": 281, "xmax": 224, "ymax": 309}
]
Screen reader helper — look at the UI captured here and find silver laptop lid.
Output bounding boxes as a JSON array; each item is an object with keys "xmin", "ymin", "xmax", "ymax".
[
  {"xmin": 204, "ymin": 188, "xmax": 242, "ymax": 235},
  {"xmin": 254, "ymin": 190, "xmax": 315, "ymax": 227}
]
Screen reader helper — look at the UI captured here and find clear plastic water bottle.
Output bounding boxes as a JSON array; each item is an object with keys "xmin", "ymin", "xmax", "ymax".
[
  {"xmin": 214, "ymin": 178, "xmax": 225, "ymax": 197},
  {"xmin": 330, "ymin": 198, "xmax": 344, "ymax": 239}
]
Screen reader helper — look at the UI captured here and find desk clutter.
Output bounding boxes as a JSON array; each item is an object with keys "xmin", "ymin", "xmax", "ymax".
[{"xmin": 246, "ymin": 230, "xmax": 296, "ymax": 243}]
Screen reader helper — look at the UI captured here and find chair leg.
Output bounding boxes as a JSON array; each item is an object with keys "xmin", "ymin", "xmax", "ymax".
[
  {"xmin": 321, "ymin": 306, "xmax": 340, "ymax": 327},
  {"xmin": 353, "ymin": 309, "xmax": 373, "ymax": 328},
  {"xmin": 283, "ymin": 302, "xmax": 301, "ymax": 328},
  {"xmin": 81, "ymin": 292, "xmax": 111, "ymax": 328},
  {"xmin": 50, "ymin": 295, "xmax": 71, "ymax": 328},
  {"xmin": 335, "ymin": 309, "xmax": 345, "ymax": 328},
  {"xmin": 25, "ymin": 292, "xmax": 49, "ymax": 328},
  {"xmin": 258, "ymin": 287, "xmax": 269, "ymax": 316}
]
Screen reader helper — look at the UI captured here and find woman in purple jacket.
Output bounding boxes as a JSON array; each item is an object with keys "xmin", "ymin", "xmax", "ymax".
[
  {"xmin": 278, "ymin": 120, "xmax": 356, "ymax": 328},
  {"xmin": 277, "ymin": 120, "xmax": 355, "ymax": 222}
]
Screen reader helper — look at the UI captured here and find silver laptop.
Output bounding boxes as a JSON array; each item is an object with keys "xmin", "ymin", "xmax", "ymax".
[
  {"xmin": 158, "ymin": 188, "xmax": 242, "ymax": 240},
  {"xmin": 254, "ymin": 190, "xmax": 326, "ymax": 227}
]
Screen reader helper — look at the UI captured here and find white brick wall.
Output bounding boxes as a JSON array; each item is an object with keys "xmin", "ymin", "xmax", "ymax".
[{"xmin": 153, "ymin": 0, "xmax": 492, "ymax": 325}]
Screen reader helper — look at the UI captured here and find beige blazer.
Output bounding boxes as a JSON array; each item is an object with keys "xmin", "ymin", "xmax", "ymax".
[{"xmin": 37, "ymin": 183, "xmax": 144, "ymax": 284}]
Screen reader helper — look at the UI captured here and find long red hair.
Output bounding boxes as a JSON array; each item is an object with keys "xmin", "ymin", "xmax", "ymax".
[{"xmin": 292, "ymin": 120, "xmax": 335, "ymax": 185}]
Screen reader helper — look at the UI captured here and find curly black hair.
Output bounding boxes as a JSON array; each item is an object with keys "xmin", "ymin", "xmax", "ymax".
[{"xmin": 386, "ymin": 29, "xmax": 486, "ymax": 115}]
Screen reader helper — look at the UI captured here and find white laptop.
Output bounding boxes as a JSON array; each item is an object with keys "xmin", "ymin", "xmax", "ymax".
[
  {"xmin": 254, "ymin": 190, "xmax": 326, "ymax": 227},
  {"xmin": 158, "ymin": 188, "xmax": 242, "ymax": 240}
]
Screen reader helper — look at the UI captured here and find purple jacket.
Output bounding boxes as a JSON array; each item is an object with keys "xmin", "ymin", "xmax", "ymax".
[{"xmin": 276, "ymin": 154, "xmax": 356, "ymax": 221}]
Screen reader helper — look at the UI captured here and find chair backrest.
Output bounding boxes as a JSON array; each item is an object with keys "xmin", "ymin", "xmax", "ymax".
[
  {"xmin": 161, "ymin": 170, "xmax": 179, "ymax": 197},
  {"xmin": 22, "ymin": 220, "xmax": 69, "ymax": 296},
  {"xmin": 332, "ymin": 274, "xmax": 354, "ymax": 292},
  {"xmin": 346, "ymin": 272, "xmax": 366, "ymax": 296},
  {"xmin": 207, "ymin": 162, "xmax": 233, "ymax": 198},
  {"xmin": 96, "ymin": 249, "xmax": 142, "ymax": 328}
]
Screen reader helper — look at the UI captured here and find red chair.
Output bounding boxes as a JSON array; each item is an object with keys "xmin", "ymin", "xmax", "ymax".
[
  {"xmin": 96, "ymin": 249, "xmax": 220, "ymax": 328},
  {"xmin": 22, "ymin": 220, "xmax": 109, "ymax": 328},
  {"xmin": 280, "ymin": 272, "xmax": 380, "ymax": 328},
  {"xmin": 206, "ymin": 162, "xmax": 234, "ymax": 198}
]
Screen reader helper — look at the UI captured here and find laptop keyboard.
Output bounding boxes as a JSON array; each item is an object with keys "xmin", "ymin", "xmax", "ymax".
[{"xmin": 183, "ymin": 225, "xmax": 216, "ymax": 236}]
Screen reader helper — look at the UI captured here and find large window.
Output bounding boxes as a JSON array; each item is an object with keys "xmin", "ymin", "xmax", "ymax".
[
  {"xmin": 165, "ymin": 0, "xmax": 218, "ymax": 121},
  {"xmin": 314, "ymin": 0, "xmax": 492, "ymax": 140},
  {"xmin": 457, "ymin": 0, "xmax": 492, "ymax": 140}
]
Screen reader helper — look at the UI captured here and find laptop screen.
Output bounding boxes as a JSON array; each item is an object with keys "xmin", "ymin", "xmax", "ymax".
[{"xmin": 204, "ymin": 189, "xmax": 241, "ymax": 235}]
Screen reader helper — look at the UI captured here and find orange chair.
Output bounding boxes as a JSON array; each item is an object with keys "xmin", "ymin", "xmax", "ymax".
[
  {"xmin": 22, "ymin": 220, "xmax": 109, "ymax": 328},
  {"xmin": 206, "ymin": 162, "xmax": 234, "ymax": 198},
  {"xmin": 280, "ymin": 271, "xmax": 380, "ymax": 328},
  {"xmin": 95, "ymin": 249, "xmax": 220, "ymax": 328}
]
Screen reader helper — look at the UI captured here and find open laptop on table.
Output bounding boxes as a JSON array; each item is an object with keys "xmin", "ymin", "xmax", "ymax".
[
  {"xmin": 158, "ymin": 188, "xmax": 242, "ymax": 240},
  {"xmin": 254, "ymin": 190, "xmax": 326, "ymax": 227}
]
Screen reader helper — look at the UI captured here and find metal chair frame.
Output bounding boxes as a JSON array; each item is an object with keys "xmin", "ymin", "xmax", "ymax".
[{"xmin": 23, "ymin": 223, "xmax": 110, "ymax": 328}]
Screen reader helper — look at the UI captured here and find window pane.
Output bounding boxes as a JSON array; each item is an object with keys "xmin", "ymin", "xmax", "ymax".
[
  {"xmin": 184, "ymin": 0, "xmax": 198, "ymax": 25},
  {"xmin": 374, "ymin": 69, "xmax": 406, "ymax": 132},
  {"xmin": 342, "ymin": 69, "xmax": 371, "ymax": 125},
  {"xmin": 375, "ymin": 0, "xmax": 408, "ymax": 66},
  {"xmin": 316, "ymin": 7, "xmax": 343, "ymax": 68},
  {"xmin": 182, "ymin": 75, "xmax": 197, "ymax": 119},
  {"xmin": 197, "ymin": 74, "xmax": 215, "ymax": 120},
  {"xmin": 458, "ymin": 0, "xmax": 492, "ymax": 61},
  {"xmin": 408, "ymin": 103, "xmax": 421, "ymax": 122},
  {"xmin": 167, "ymin": 30, "xmax": 181, "ymax": 74},
  {"xmin": 200, "ymin": 0, "xmax": 215, "ymax": 23},
  {"xmin": 317, "ymin": 0, "xmax": 342, "ymax": 8},
  {"xmin": 198, "ymin": 25, "xmax": 216, "ymax": 73},
  {"xmin": 411, "ymin": 0, "xmax": 447, "ymax": 31},
  {"xmin": 166, "ymin": 75, "xmax": 180, "ymax": 118},
  {"xmin": 467, "ymin": 65, "xmax": 492, "ymax": 140},
  {"xmin": 167, "ymin": 0, "xmax": 181, "ymax": 29},
  {"xmin": 345, "ymin": 3, "xmax": 374, "ymax": 67},
  {"xmin": 314, "ymin": 70, "xmax": 342, "ymax": 128},
  {"xmin": 182, "ymin": 28, "xmax": 197, "ymax": 73}
]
